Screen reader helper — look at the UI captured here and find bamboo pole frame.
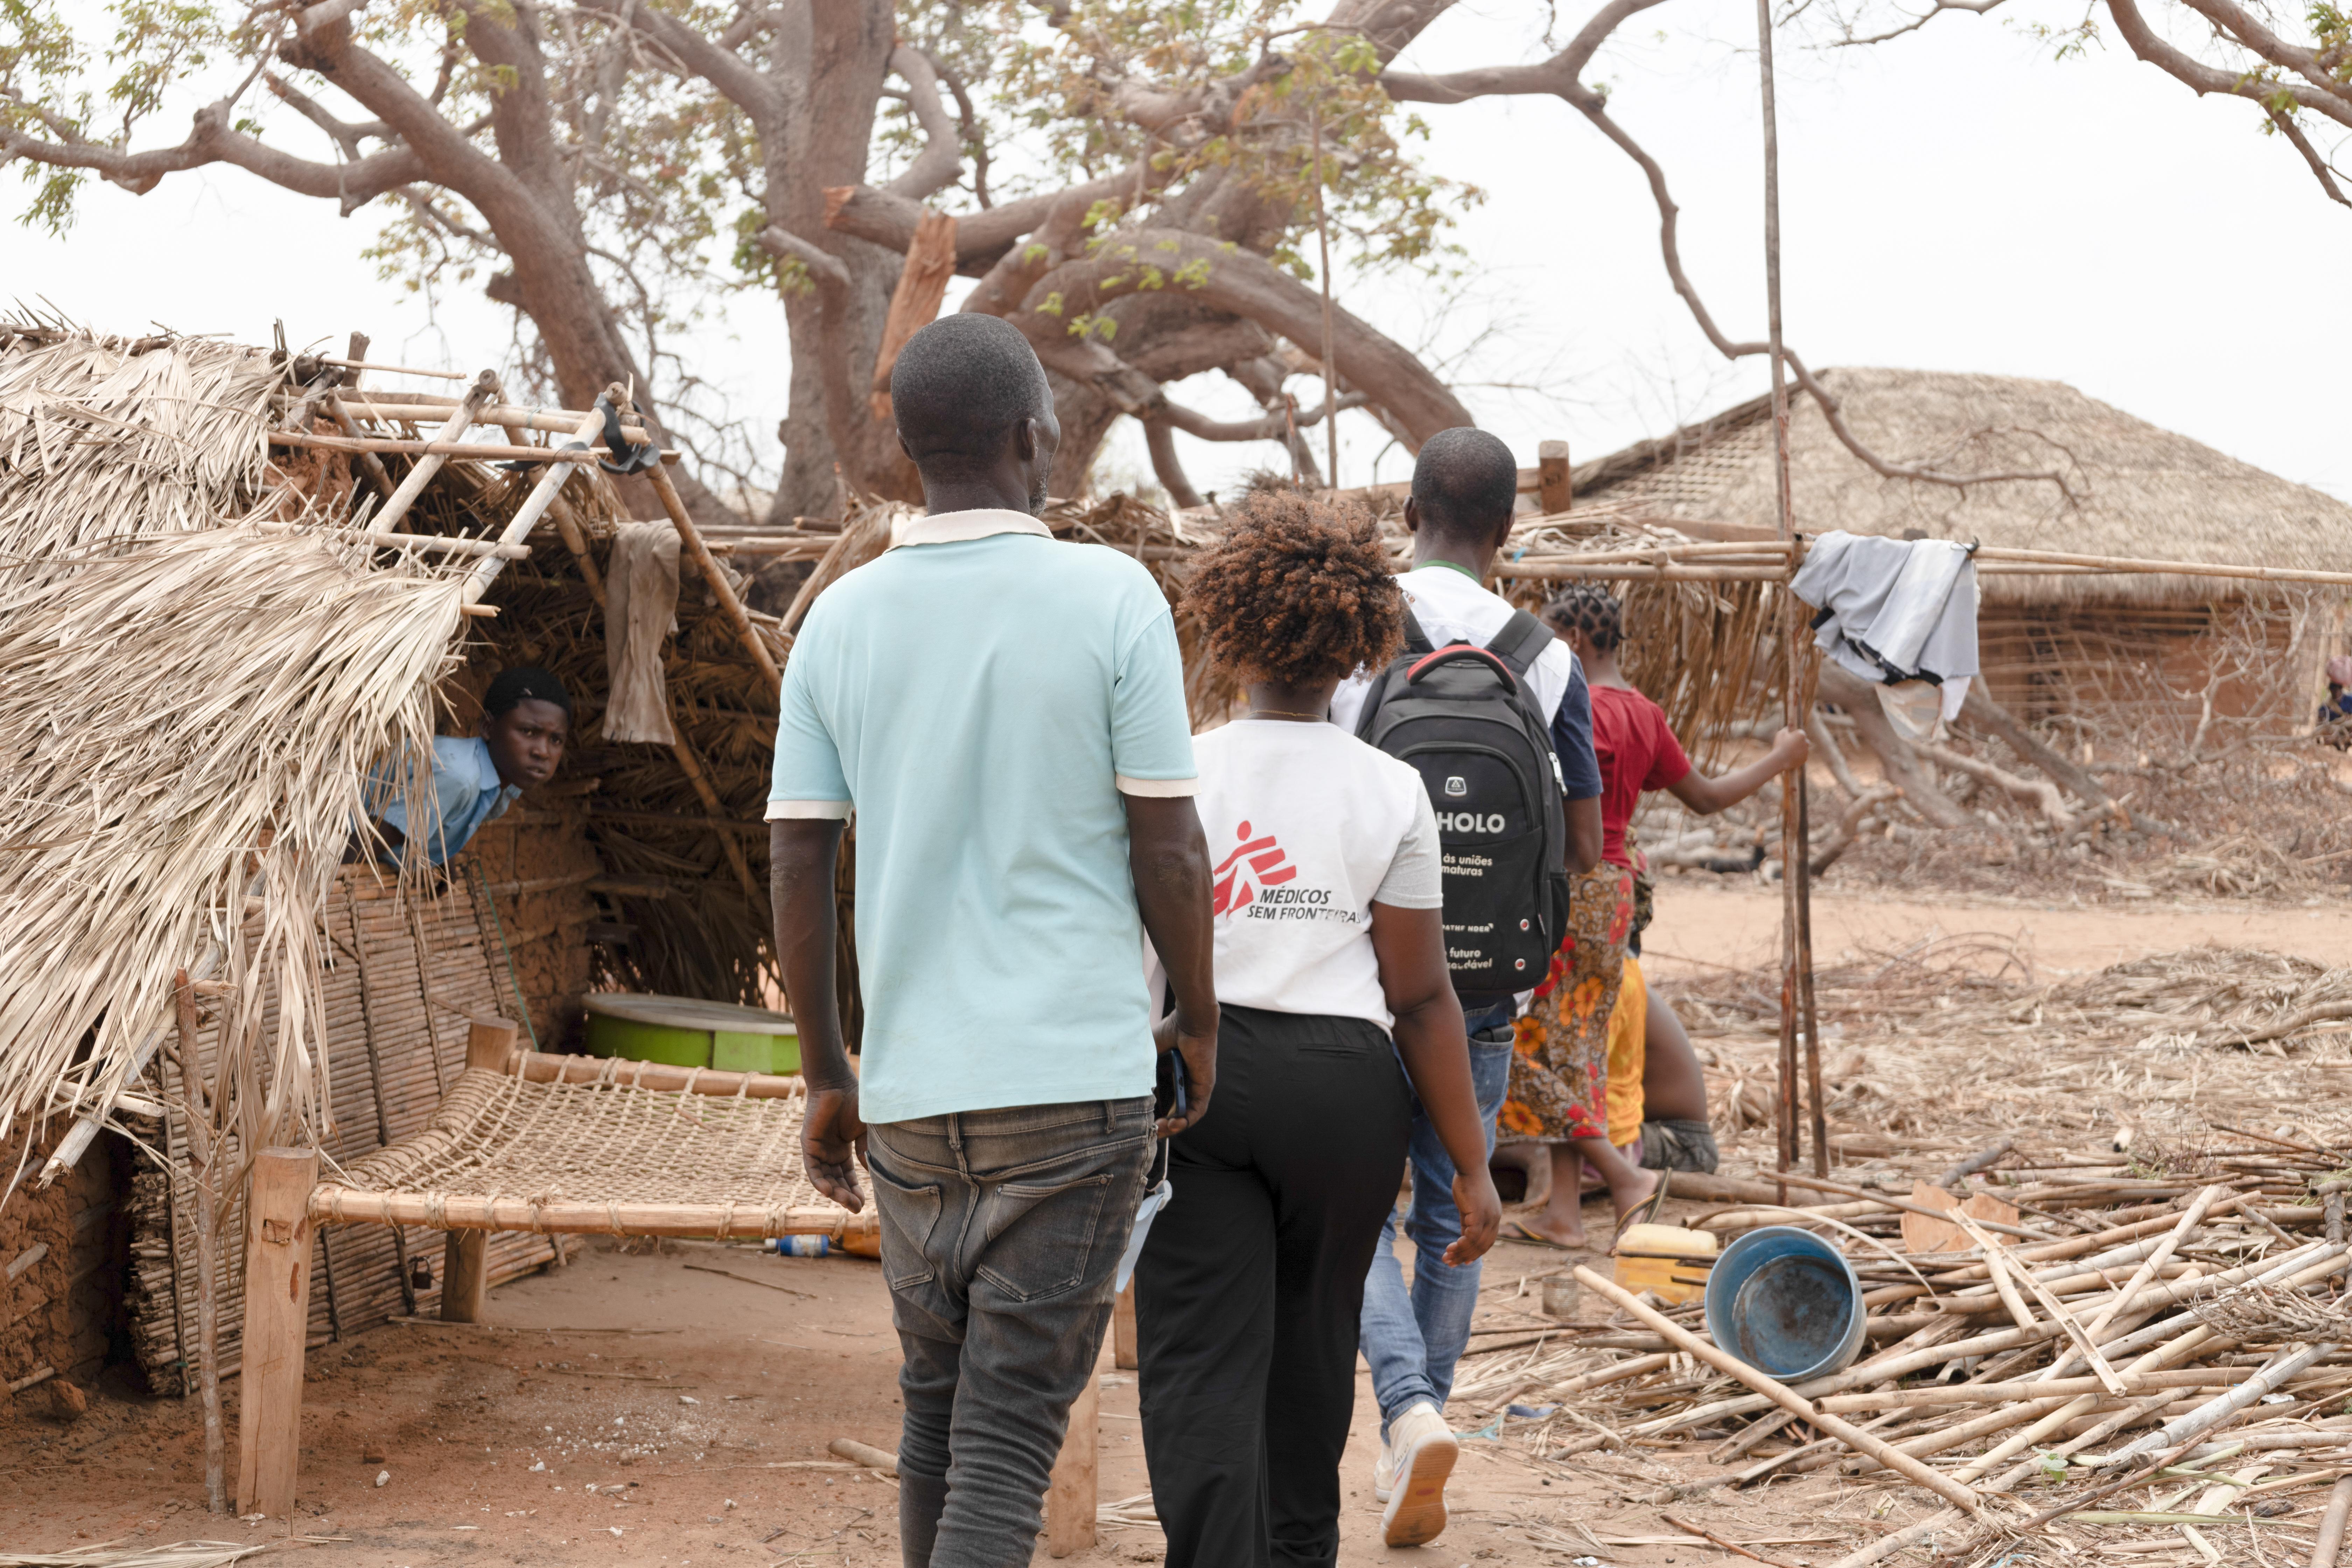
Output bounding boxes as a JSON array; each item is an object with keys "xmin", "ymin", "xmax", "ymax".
[
  {"xmin": 366, "ymin": 371, "xmax": 496, "ymax": 537},
  {"xmin": 272, "ymin": 430, "xmax": 676, "ymax": 466}
]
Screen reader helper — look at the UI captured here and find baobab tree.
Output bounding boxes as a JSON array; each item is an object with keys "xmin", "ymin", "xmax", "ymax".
[{"xmin": 3, "ymin": 0, "xmax": 2337, "ymax": 522}]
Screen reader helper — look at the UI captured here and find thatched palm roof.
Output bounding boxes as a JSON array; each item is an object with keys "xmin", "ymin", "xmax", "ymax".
[{"xmin": 1568, "ymin": 368, "xmax": 2352, "ymax": 606}]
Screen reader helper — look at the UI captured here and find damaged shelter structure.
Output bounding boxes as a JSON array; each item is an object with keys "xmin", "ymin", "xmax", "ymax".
[{"xmin": 0, "ymin": 324, "xmax": 934, "ymax": 1524}]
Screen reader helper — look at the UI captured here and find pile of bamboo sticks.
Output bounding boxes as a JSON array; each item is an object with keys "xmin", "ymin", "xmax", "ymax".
[{"xmin": 1461, "ymin": 1152, "xmax": 2352, "ymax": 1566}]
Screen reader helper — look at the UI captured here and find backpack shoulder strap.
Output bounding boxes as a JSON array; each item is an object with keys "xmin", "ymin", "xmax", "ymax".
[
  {"xmin": 1485, "ymin": 608, "xmax": 1552, "ymax": 679},
  {"xmin": 1401, "ymin": 608, "xmax": 1436, "ymax": 657}
]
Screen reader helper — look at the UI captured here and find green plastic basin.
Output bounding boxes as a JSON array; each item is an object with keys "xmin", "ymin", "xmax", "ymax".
[{"xmin": 581, "ymin": 992, "xmax": 799, "ymax": 1076}]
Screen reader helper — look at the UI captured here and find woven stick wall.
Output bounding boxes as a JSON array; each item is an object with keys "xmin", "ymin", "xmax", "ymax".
[{"xmin": 126, "ymin": 868, "xmax": 558, "ymax": 1394}]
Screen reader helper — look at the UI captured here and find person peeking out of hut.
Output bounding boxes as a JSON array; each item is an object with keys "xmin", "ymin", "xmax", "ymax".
[
  {"xmin": 1135, "ymin": 487, "xmax": 1500, "ymax": 1568},
  {"xmin": 1491, "ymin": 586, "xmax": 1806, "ymax": 1248},
  {"xmin": 362, "ymin": 667, "xmax": 570, "ymax": 866},
  {"xmin": 765, "ymin": 313, "xmax": 1217, "ymax": 1568}
]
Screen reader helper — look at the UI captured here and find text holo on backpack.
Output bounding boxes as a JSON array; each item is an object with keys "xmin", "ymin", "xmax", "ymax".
[{"xmin": 1353, "ymin": 609, "xmax": 1572, "ymax": 1006}]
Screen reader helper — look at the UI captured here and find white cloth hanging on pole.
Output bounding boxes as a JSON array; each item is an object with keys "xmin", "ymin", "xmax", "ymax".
[{"xmin": 1790, "ymin": 531, "xmax": 1981, "ymax": 731}]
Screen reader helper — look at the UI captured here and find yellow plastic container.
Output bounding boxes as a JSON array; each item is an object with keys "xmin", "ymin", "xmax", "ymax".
[{"xmin": 1612, "ymin": 1222, "xmax": 1718, "ymax": 1306}]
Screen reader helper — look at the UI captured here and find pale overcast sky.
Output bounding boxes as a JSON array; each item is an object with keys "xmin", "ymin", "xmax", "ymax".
[{"xmin": 5, "ymin": 0, "xmax": 2343, "ymax": 505}]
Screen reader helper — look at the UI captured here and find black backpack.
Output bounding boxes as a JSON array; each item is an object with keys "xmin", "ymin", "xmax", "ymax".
[{"xmin": 1354, "ymin": 609, "xmax": 1572, "ymax": 1006}]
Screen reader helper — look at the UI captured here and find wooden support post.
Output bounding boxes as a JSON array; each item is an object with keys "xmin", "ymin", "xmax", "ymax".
[
  {"xmin": 329, "ymin": 332, "xmax": 396, "ymax": 500},
  {"xmin": 433, "ymin": 1021, "xmax": 514, "ymax": 1326},
  {"xmin": 441, "ymin": 1231, "xmax": 489, "ymax": 1324},
  {"xmin": 1113, "ymin": 1280, "xmax": 1138, "ymax": 1371},
  {"xmin": 234, "ymin": 1147, "xmax": 320, "ymax": 1519},
  {"xmin": 465, "ymin": 1017, "xmax": 520, "ymax": 1075},
  {"xmin": 1538, "ymin": 439, "xmax": 1572, "ymax": 514},
  {"xmin": 1045, "ymin": 1372, "xmax": 1099, "ymax": 1558}
]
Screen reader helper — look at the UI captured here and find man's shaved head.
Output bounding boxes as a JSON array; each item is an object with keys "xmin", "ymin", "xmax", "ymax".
[
  {"xmin": 891, "ymin": 314, "xmax": 1054, "ymax": 468},
  {"xmin": 1411, "ymin": 427, "xmax": 1519, "ymax": 539}
]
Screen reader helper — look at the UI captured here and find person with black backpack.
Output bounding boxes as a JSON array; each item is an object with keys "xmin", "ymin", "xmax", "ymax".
[{"xmin": 1329, "ymin": 428, "xmax": 1603, "ymax": 1548}]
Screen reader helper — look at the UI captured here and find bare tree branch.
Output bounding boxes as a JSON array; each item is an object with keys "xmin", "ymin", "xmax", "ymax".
[
  {"xmin": 2267, "ymin": 106, "xmax": 2352, "ymax": 206},
  {"xmin": 1828, "ymin": 0, "xmax": 2009, "ymax": 48},
  {"xmin": 1142, "ymin": 419, "xmax": 1205, "ymax": 507},
  {"xmin": 926, "ymin": 52, "xmax": 992, "ymax": 208},
  {"xmin": 757, "ymin": 224, "xmax": 853, "ymax": 290},
  {"xmin": 1162, "ymin": 389, "xmax": 1368, "ymax": 441},
  {"xmin": 1380, "ymin": 14, "xmax": 2085, "ymax": 500},
  {"xmin": 883, "ymin": 45, "xmax": 963, "ymax": 201}
]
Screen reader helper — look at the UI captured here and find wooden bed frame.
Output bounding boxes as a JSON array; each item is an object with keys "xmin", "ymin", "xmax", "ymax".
[{"xmin": 234, "ymin": 1018, "xmax": 1106, "ymax": 1555}]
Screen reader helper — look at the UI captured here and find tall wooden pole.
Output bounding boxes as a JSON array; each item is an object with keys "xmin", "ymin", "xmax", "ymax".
[
  {"xmin": 1311, "ymin": 99, "xmax": 1340, "ymax": 491},
  {"xmin": 1755, "ymin": 0, "xmax": 1825, "ymax": 1185}
]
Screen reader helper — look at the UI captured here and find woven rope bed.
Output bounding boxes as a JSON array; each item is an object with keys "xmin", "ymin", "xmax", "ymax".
[{"xmin": 308, "ymin": 1050, "xmax": 868, "ymax": 1240}]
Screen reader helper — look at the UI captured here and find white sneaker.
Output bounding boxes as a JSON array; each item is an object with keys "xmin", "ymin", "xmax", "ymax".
[{"xmin": 1374, "ymin": 1400, "xmax": 1459, "ymax": 1547}]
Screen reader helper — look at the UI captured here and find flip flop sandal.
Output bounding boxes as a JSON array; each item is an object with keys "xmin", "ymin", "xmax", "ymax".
[{"xmin": 1498, "ymin": 1219, "xmax": 1578, "ymax": 1251}]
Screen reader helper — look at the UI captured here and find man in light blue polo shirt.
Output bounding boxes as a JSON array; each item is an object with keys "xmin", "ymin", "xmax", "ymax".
[{"xmin": 768, "ymin": 314, "xmax": 1219, "ymax": 1568}]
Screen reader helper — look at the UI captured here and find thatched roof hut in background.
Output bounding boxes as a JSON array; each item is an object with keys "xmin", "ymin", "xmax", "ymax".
[{"xmin": 1563, "ymin": 368, "xmax": 2352, "ymax": 728}]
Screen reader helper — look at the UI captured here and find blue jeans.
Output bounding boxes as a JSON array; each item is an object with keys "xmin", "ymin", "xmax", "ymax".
[{"xmin": 1359, "ymin": 1000, "xmax": 1516, "ymax": 1437}]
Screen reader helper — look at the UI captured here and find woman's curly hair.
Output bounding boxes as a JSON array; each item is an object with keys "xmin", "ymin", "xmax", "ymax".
[
  {"xmin": 1181, "ymin": 485, "xmax": 1405, "ymax": 687},
  {"xmin": 1541, "ymin": 583, "xmax": 1624, "ymax": 652}
]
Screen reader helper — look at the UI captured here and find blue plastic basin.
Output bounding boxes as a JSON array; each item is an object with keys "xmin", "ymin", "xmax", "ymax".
[{"xmin": 1703, "ymin": 1225, "xmax": 1867, "ymax": 1382}]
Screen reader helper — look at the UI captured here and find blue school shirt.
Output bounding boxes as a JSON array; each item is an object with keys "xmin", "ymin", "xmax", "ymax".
[{"xmin": 376, "ymin": 736, "xmax": 520, "ymax": 866}]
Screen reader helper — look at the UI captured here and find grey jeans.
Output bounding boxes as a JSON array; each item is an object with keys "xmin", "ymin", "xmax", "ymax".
[{"xmin": 868, "ymin": 1098, "xmax": 1154, "ymax": 1568}]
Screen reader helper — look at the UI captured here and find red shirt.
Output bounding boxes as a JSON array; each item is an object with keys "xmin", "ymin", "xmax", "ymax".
[{"xmin": 1590, "ymin": 685, "xmax": 1692, "ymax": 868}]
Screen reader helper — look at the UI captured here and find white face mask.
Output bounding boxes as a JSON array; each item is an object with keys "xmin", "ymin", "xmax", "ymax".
[{"xmin": 1114, "ymin": 1141, "xmax": 1174, "ymax": 1293}]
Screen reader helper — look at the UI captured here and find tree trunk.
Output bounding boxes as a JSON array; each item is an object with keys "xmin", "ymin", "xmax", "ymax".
[
  {"xmin": 1814, "ymin": 661, "xmax": 1970, "ymax": 828},
  {"xmin": 765, "ymin": 0, "xmax": 910, "ymax": 519}
]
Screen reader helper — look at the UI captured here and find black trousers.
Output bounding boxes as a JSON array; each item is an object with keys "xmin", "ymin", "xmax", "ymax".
[{"xmin": 1135, "ymin": 1004, "xmax": 1415, "ymax": 1568}]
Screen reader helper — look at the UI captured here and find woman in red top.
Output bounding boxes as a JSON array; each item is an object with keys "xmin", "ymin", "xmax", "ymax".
[{"xmin": 1497, "ymin": 586, "xmax": 1806, "ymax": 1247}]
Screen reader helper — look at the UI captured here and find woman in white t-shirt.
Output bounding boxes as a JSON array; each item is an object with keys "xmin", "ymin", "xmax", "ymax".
[{"xmin": 1137, "ymin": 488, "xmax": 1502, "ymax": 1568}]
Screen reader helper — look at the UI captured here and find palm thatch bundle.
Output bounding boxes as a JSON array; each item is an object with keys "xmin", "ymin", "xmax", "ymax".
[
  {"xmin": 1563, "ymin": 367, "xmax": 2352, "ymax": 607},
  {"xmin": 0, "ymin": 525, "xmax": 459, "ymax": 1148},
  {"xmin": 0, "ymin": 326, "xmax": 288, "ymax": 581}
]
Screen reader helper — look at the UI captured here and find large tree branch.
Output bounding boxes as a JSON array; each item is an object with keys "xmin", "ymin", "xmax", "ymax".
[
  {"xmin": 1324, "ymin": 0, "xmax": 1457, "ymax": 65},
  {"xmin": 2169, "ymin": 0, "xmax": 2352, "ymax": 115},
  {"xmin": 1142, "ymin": 419, "xmax": 1205, "ymax": 508},
  {"xmin": 2106, "ymin": 0, "xmax": 2352, "ymax": 128},
  {"xmin": 0, "ymin": 91, "xmax": 423, "ymax": 207},
  {"xmin": 570, "ymin": 0, "xmax": 784, "ymax": 125},
  {"xmin": 882, "ymin": 45, "xmax": 963, "ymax": 201},
  {"xmin": 1162, "ymin": 388, "xmax": 1368, "ymax": 441},
  {"xmin": 757, "ymin": 224, "xmax": 853, "ymax": 289},
  {"xmin": 1378, "ymin": 0, "xmax": 1664, "ymax": 102},
  {"xmin": 2267, "ymin": 105, "xmax": 2352, "ymax": 206},
  {"xmin": 827, "ymin": 160, "xmax": 1163, "ymax": 272},
  {"xmin": 1013, "ymin": 227, "xmax": 1472, "ymax": 442}
]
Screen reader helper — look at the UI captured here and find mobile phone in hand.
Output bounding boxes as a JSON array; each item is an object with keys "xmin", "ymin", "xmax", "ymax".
[{"xmin": 1153, "ymin": 1048, "xmax": 1188, "ymax": 1124}]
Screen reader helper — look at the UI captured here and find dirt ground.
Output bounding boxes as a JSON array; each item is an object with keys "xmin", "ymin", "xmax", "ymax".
[{"xmin": 7, "ymin": 882, "xmax": 2348, "ymax": 1566}]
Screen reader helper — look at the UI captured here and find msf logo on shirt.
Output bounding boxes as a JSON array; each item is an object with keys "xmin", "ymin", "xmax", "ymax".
[{"xmin": 1212, "ymin": 820, "xmax": 1296, "ymax": 915}]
